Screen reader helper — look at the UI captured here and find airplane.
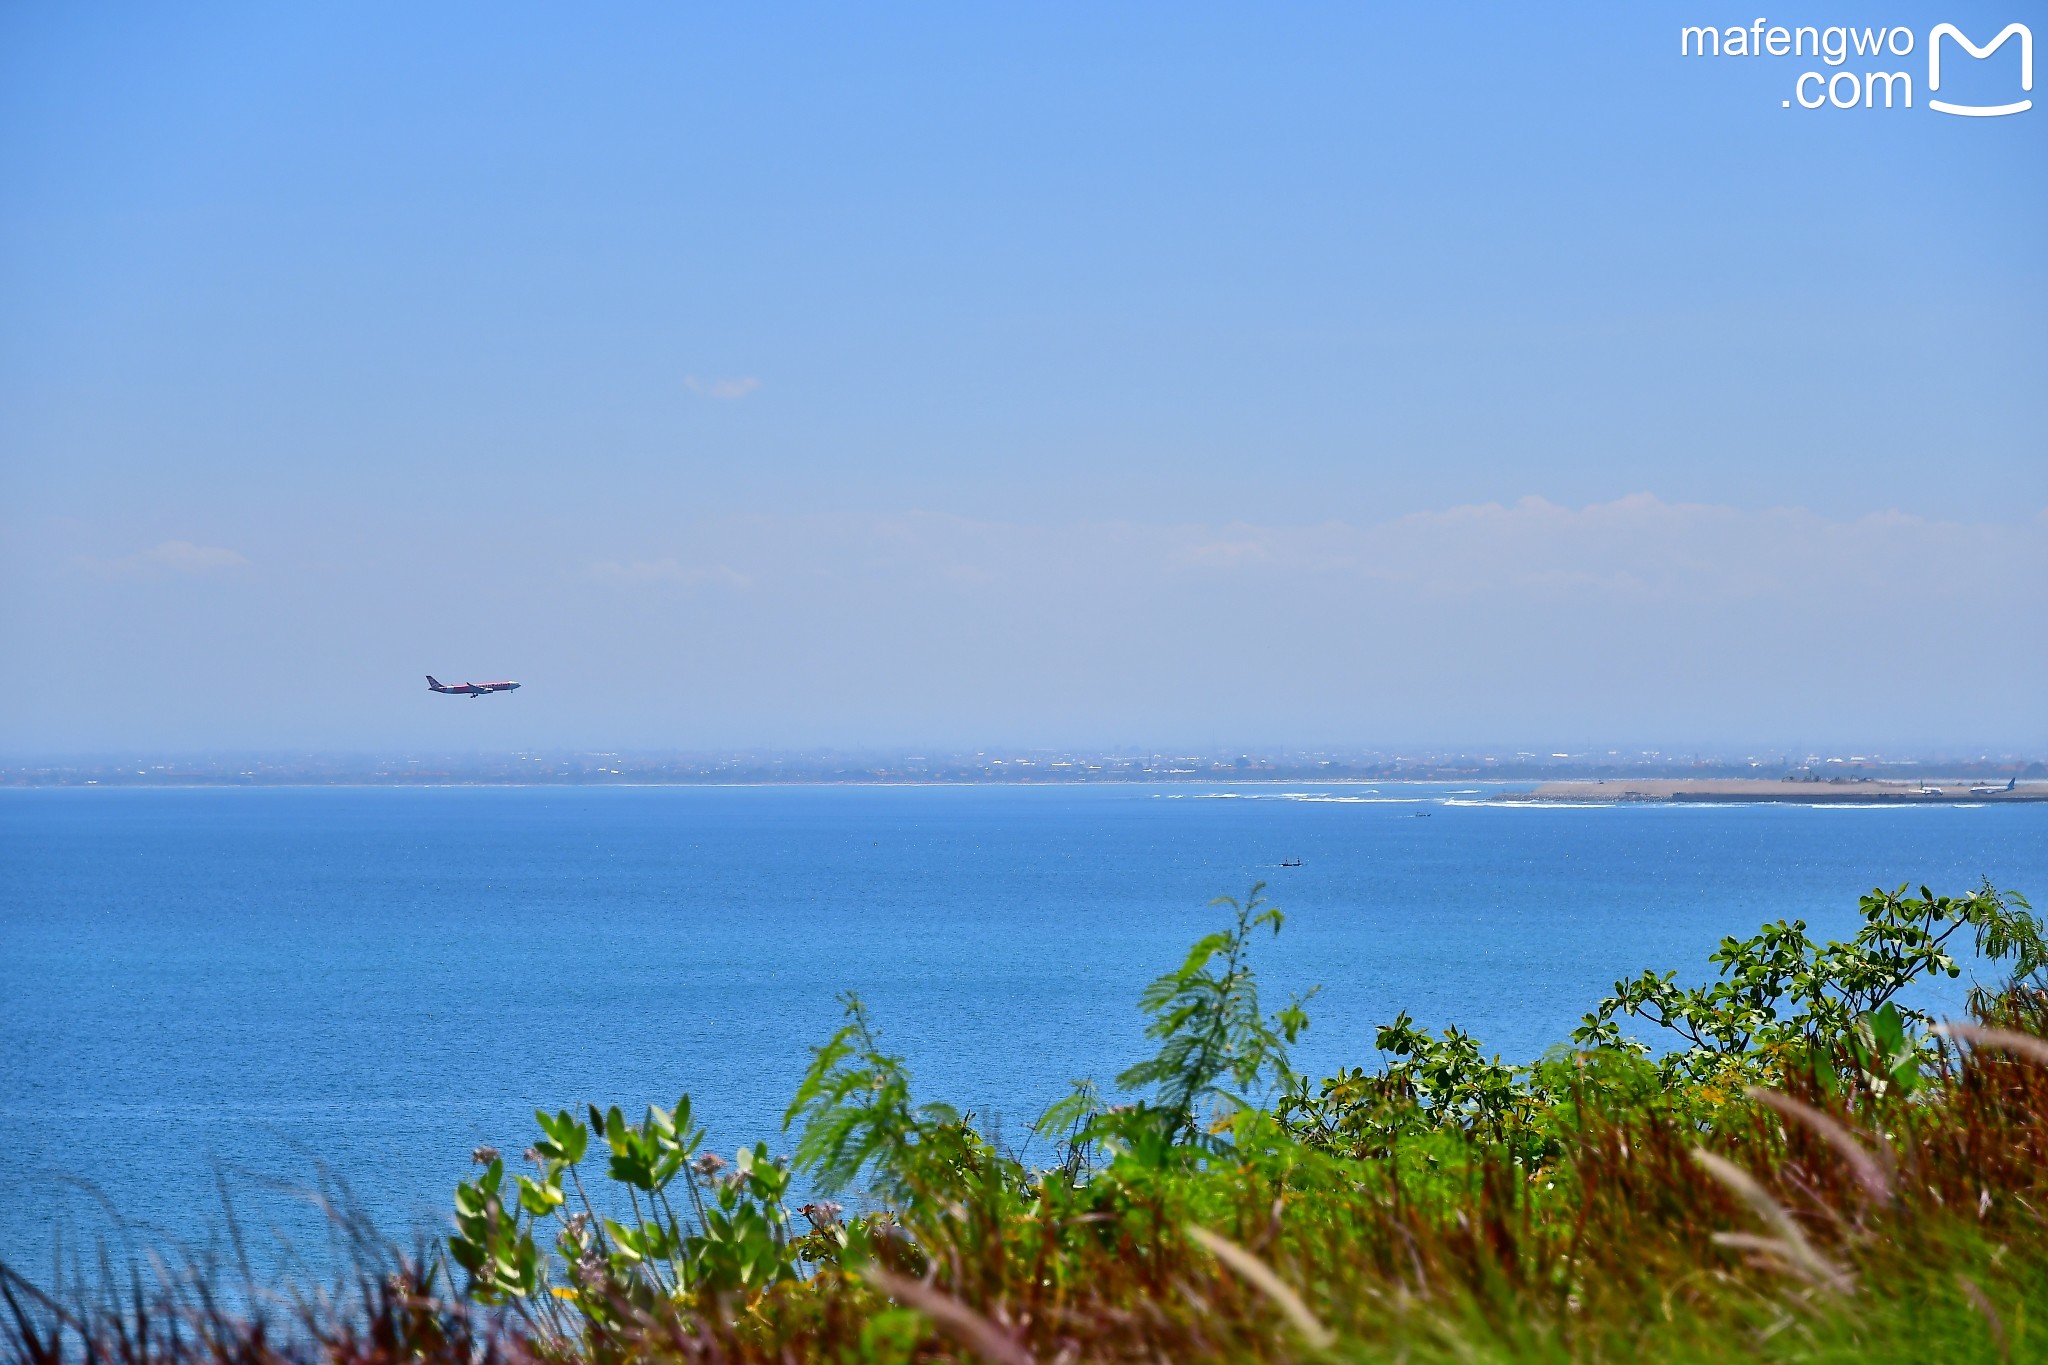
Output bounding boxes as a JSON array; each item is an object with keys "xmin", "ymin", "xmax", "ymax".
[{"xmin": 426, "ymin": 675, "xmax": 521, "ymax": 698}]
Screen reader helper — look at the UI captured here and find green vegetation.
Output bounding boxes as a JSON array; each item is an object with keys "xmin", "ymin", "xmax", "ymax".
[{"xmin": 9, "ymin": 883, "xmax": 2048, "ymax": 1363}]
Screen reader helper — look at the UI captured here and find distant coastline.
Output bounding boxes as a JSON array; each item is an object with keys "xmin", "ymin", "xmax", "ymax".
[{"xmin": 4, "ymin": 750, "xmax": 2044, "ymax": 790}]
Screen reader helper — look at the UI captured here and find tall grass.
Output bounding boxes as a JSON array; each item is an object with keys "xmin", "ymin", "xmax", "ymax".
[{"xmin": 7, "ymin": 884, "xmax": 2046, "ymax": 1363}]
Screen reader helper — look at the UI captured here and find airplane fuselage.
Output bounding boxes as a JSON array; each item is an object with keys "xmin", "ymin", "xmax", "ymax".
[{"xmin": 427, "ymin": 675, "xmax": 520, "ymax": 697}]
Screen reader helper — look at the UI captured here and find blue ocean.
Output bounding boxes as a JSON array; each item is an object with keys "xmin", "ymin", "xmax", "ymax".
[{"xmin": 3, "ymin": 784, "xmax": 2044, "ymax": 1274}]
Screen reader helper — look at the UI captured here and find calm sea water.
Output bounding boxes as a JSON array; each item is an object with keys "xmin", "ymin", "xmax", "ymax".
[{"xmin": 3, "ymin": 783, "xmax": 2044, "ymax": 1273}]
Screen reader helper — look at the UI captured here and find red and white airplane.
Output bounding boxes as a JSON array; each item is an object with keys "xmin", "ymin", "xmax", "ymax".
[{"xmin": 426, "ymin": 675, "xmax": 521, "ymax": 698}]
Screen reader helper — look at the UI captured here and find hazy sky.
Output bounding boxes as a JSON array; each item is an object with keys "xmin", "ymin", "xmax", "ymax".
[{"xmin": 2, "ymin": 2, "xmax": 2043, "ymax": 754}]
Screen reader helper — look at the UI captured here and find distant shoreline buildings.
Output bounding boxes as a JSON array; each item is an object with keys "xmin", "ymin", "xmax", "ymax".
[{"xmin": 4, "ymin": 749, "xmax": 2044, "ymax": 789}]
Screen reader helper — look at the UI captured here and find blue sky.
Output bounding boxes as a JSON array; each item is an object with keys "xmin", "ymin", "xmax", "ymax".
[{"xmin": 2, "ymin": 2, "xmax": 2042, "ymax": 753}]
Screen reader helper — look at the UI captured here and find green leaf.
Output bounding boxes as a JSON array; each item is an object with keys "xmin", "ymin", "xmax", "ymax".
[{"xmin": 516, "ymin": 1175, "xmax": 564, "ymax": 1216}]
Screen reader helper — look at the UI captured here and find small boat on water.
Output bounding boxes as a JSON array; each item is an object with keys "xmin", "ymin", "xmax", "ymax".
[
  {"xmin": 1414, "ymin": 810, "xmax": 1433, "ymax": 818},
  {"xmin": 1279, "ymin": 857, "xmax": 1303, "ymax": 867}
]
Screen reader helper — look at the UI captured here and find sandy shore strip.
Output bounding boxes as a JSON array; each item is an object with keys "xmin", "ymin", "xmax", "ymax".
[{"xmin": 1495, "ymin": 779, "xmax": 2046, "ymax": 804}]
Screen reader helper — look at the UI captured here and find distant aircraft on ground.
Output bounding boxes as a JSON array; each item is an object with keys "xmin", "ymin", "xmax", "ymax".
[{"xmin": 426, "ymin": 675, "xmax": 521, "ymax": 698}]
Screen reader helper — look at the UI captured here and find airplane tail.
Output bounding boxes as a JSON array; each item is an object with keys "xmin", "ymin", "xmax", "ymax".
[
  {"xmin": 2010, "ymin": 777, "xmax": 2018, "ymax": 792},
  {"xmin": 426, "ymin": 675, "xmax": 443, "ymax": 689}
]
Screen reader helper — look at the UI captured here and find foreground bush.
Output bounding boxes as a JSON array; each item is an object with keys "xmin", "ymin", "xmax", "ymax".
[{"xmin": 7, "ymin": 883, "xmax": 2047, "ymax": 1363}]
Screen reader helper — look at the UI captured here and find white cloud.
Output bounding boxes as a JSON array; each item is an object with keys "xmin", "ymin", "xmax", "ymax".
[
  {"xmin": 673, "ymin": 495, "xmax": 2042, "ymax": 608},
  {"xmin": 584, "ymin": 558, "xmax": 752, "ymax": 589},
  {"xmin": 147, "ymin": 540, "xmax": 249, "ymax": 572},
  {"xmin": 649, "ymin": 496, "xmax": 2034, "ymax": 743},
  {"xmin": 75, "ymin": 540, "xmax": 250, "ymax": 577},
  {"xmin": 683, "ymin": 375, "xmax": 761, "ymax": 400}
]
